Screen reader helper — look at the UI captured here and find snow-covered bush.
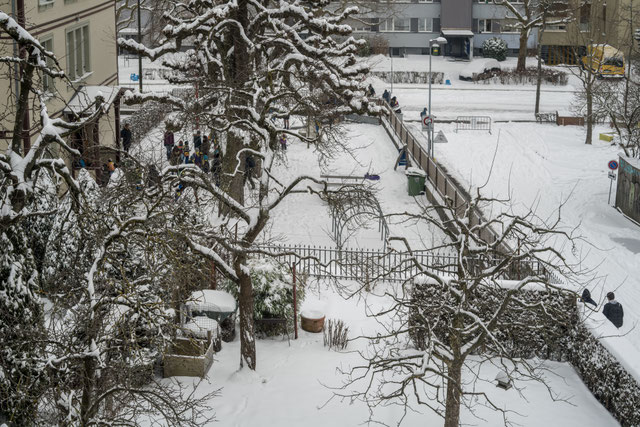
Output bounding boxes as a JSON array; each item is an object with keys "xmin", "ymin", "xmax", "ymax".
[
  {"xmin": 222, "ymin": 258, "xmax": 305, "ymax": 334},
  {"xmin": 482, "ymin": 37, "xmax": 508, "ymax": 62},
  {"xmin": 409, "ymin": 281, "xmax": 576, "ymax": 360}
]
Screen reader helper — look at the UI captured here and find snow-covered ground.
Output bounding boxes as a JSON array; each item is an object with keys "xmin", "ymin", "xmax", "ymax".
[
  {"xmin": 126, "ymin": 53, "xmax": 640, "ymax": 425},
  {"xmin": 165, "ymin": 281, "xmax": 618, "ymax": 427},
  {"xmin": 413, "ymin": 121, "xmax": 640, "ymax": 375}
]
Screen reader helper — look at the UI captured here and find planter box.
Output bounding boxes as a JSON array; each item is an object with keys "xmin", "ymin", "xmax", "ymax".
[{"xmin": 163, "ymin": 335, "xmax": 216, "ymax": 378}]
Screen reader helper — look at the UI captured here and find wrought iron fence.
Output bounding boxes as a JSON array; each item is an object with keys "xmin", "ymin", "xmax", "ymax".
[{"xmin": 253, "ymin": 244, "xmax": 557, "ymax": 283}]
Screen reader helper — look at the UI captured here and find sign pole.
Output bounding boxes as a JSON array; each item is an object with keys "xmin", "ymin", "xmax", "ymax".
[
  {"xmin": 608, "ymin": 175, "xmax": 614, "ymax": 205},
  {"xmin": 607, "ymin": 160, "xmax": 619, "ymax": 206}
]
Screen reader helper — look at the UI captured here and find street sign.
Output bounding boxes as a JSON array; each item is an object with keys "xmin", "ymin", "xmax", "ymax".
[
  {"xmin": 422, "ymin": 115, "xmax": 432, "ymax": 126},
  {"xmin": 434, "ymin": 130, "xmax": 448, "ymax": 144},
  {"xmin": 608, "ymin": 160, "xmax": 619, "ymax": 170},
  {"xmin": 608, "ymin": 171, "xmax": 616, "ymax": 179}
]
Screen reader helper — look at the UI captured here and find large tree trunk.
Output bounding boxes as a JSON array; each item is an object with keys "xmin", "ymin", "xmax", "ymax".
[
  {"xmin": 517, "ymin": 30, "xmax": 528, "ymax": 72},
  {"xmin": 444, "ymin": 360, "xmax": 463, "ymax": 427},
  {"xmin": 236, "ymin": 260, "xmax": 256, "ymax": 370}
]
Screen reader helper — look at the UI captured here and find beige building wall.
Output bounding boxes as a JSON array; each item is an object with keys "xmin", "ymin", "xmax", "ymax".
[
  {"xmin": 0, "ymin": 0, "xmax": 119, "ymax": 176},
  {"xmin": 540, "ymin": 0, "xmax": 637, "ymax": 62}
]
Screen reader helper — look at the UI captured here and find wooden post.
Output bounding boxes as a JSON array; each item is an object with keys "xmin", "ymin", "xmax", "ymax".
[
  {"xmin": 211, "ymin": 260, "xmax": 217, "ymax": 290},
  {"xmin": 292, "ymin": 263, "xmax": 298, "ymax": 339}
]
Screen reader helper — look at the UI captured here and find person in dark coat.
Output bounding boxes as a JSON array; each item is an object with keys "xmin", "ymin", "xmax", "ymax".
[
  {"xmin": 243, "ymin": 153, "xmax": 256, "ymax": 189},
  {"xmin": 163, "ymin": 130, "xmax": 175, "ymax": 160},
  {"xmin": 581, "ymin": 289, "xmax": 597, "ymax": 307},
  {"xmin": 193, "ymin": 131, "xmax": 202, "ymax": 151},
  {"xmin": 283, "ymin": 114, "xmax": 290, "ymax": 130},
  {"xmin": 120, "ymin": 123, "xmax": 132, "ymax": 153},
  {"xmin": 170, "ymin": 145, "xmax": 181, "ymax": 166},
  {"xmin": 382, "ymin": 89, "xmax": 390, "ymax": 104},
  {"xmin": 603, "ymin": 292, "xmax": 624, "ymax": 328},
  {"xmin": 368, "ymin": 84, "xmax": 375, "ymax": 97}
]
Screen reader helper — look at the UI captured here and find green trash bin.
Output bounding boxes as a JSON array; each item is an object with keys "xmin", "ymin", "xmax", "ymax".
[
  {"xmin": 431, "ymin": 45, "xmax": 440, "ymax": 56},
  {"xmin": 406, "ymin": 168, "xmax": 426, "ymax": 196}
]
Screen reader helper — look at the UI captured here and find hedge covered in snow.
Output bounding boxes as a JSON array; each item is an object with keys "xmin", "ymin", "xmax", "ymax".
[
  {"xmin": 409, "ymin": 283, "xmax": 640, "ymax": 426},
  {"xmin": 371, "ymin": 71, "xmax": 444, "ymax": 85}
]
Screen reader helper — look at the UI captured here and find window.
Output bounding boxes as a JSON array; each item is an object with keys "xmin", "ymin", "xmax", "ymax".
[
  {"xmin": 379, "ymin": 18, "xmax": 393, "ymax": 32},
  {"xmin": 478, "ymin": 19, "xmax": 493, "ymax": 33},
  {"xmin": 501, "ymin": 19, "xmax": 519, "ymax": 33},
  {"xmin": 66, "ymin": 24, "xmax": 90, "ymax": 80},
  {"xmin": 546, "ymin": 23, "xmax": 567, "ymax": 31},
  {"xmin": 40, "ymin": 37, "xmax": 54, "ymax": 93},
  {"xmin": 394, "ymin": 18, "xmax": 410, "ymax": 32},
  {"xmin": 38, "ymin": 0, "xmax": 54, "ymax": 11},
  {"xmin": 418, "ymin": 18, "xmax": 433, "ymax": 32},
  {"xmin": 350, "ymin": 18, "xmax": 374, "ymax": 33}
]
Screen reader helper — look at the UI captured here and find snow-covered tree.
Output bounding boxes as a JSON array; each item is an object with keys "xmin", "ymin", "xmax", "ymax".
[
  {"xmin": 493, "ymin": 0, "xmax": 574, "ymax": 72},
  {"xmin": 37, "ymin": 170, "xmax": 216, "ymax": 425},
  {"xmin": 119, "ymin": 0, "xmax": 377, "ymax": 370},
  {"xmin": 341, "ymin": 193, "xmax": 583, "ymax": 427},
  {"xmin": 0, "ymin": 13, "xmax": 111, "ymax": 422}
]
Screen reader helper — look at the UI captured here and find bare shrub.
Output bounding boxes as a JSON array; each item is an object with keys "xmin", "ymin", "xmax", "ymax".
[{"xmin": 323, "ymin": 319, "xmax": 349, "ymax": 351}]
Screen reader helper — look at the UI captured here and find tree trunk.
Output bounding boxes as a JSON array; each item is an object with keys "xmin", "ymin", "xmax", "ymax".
[
  {"xmin": 517, "ymin": 31, "xmax": 528, "ymax": 72},
  {"xmin": 534, "ymin": 22, "xmax": 546, "ymax": 115},
  {"xmin": 236, "ymin": 262, "xmax": 256, "ymax": 370},
  {"xmin": 585, "ymin": 82, "xmax": 593, "ymax": 145},
  {"xmin": 444, "ymin": 360, "xmax": 463, "ymax": 427},
  {"xmin": 80, "ymin": 356, "xmax": 97, "ymax": 425}
]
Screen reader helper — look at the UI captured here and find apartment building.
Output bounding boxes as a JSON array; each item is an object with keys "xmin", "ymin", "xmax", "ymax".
[
  {"xmin": 0, "ymin": 0, "xmax": 123, "ymax": 178},
  {"xmin": 348, "ymin": 0, "xmax": 537, "ymax": 58},
  {"xmin": 540, "ymin": 0, "xmax": 637, "ymax": 65}
]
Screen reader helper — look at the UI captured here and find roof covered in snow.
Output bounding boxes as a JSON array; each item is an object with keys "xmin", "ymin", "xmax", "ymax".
[{"xmin": 64, "ymin": 85, "xmax": 122, "ymax": 114}]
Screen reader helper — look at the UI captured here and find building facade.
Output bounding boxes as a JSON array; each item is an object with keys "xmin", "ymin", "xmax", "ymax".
[
  {"xmin": 346, "ymin": 0, "xmax": 636, "ymax": 62},
  {"xmin": 347, "ymin": 0, "xmax": 536, "ymax": 58},
  {"xmin": 0, "ymin": 0, "xmax": 121, "ymax": 178}
]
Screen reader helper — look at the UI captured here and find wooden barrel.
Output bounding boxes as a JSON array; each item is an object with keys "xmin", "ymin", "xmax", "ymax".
[{"xmin": 300, "ymin": 310, "xmax": 325, "ymax": 333}]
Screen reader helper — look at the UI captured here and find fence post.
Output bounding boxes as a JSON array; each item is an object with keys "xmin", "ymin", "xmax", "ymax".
[{"xmin": 292, "ymin": 263, "xmax": 298, "ymax": 340}]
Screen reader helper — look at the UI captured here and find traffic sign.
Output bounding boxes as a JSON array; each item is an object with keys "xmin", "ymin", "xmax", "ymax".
[
  {"xmin": 422, "ymin": 115, "xmax": 432, "ymax": 127},
  {"xmin": 608, "ymin": 160, "xmax": 619, "ymax": 170},
  {"xmin": 608, "ymin": 171, "xmax": 616, "ymax": 179}
]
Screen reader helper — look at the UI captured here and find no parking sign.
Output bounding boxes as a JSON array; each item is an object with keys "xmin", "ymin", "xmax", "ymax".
[{"xmin": 608, "ymin": 160, "xmax": 619, "ymax": 170}]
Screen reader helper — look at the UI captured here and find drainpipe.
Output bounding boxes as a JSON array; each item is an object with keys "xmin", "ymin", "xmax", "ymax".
[{"xmin": 16, "ymin": 0, "xmax": 30, "ymax": 152}]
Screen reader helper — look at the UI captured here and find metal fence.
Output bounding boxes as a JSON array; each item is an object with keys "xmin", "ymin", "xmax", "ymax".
[
  {"xmin": 455, "ymin": 116, "xmax": 492, "ymax": 133},
  {"xmin": 379, "ymin": 100, "xmax": 499, "ymax": 246},
  {"xmin": 253, "ymin": 244, "xmax": 555, "ymax": 283}
]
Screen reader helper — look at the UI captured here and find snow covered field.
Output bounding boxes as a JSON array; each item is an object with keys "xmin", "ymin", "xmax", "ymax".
[
  {"xmin": 125, "ymin": 54, "xmax": 640, "ymax": 426},
  {"xmin": 169, "ymin": 281, "xmax": 618, "ymax": 427}
]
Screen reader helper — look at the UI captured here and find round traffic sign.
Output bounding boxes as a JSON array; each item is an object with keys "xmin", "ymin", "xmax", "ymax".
[
  {"xmin": 608, "ymin": 160, "xmax": 619, "ymax": 170},
  {"xmin": 422, "ymin": 115, "xmax": 432, "ymax": 126}
]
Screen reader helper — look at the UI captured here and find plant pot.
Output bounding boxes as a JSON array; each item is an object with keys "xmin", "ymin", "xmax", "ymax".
[{"xmin": 300, "ymin": 310, "xmax": 325, "ymax": 333}]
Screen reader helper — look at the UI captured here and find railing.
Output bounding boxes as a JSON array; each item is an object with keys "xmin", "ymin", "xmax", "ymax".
[
  {"xmin": 455, "ymin": 116, "xmax": 492, "ymax": 133},
  {"xmin": 254, "ymin": 244, "xmax": 555, "ymax": 283},
  {"xmin": 378, "ymin": 99, "xmax": 499, "ymax": 246}
]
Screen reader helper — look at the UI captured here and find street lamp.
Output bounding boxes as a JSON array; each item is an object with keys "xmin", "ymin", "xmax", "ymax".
[{"xmin": 428, "ymin": 36, "xmax": 447, "ymax": 158}]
